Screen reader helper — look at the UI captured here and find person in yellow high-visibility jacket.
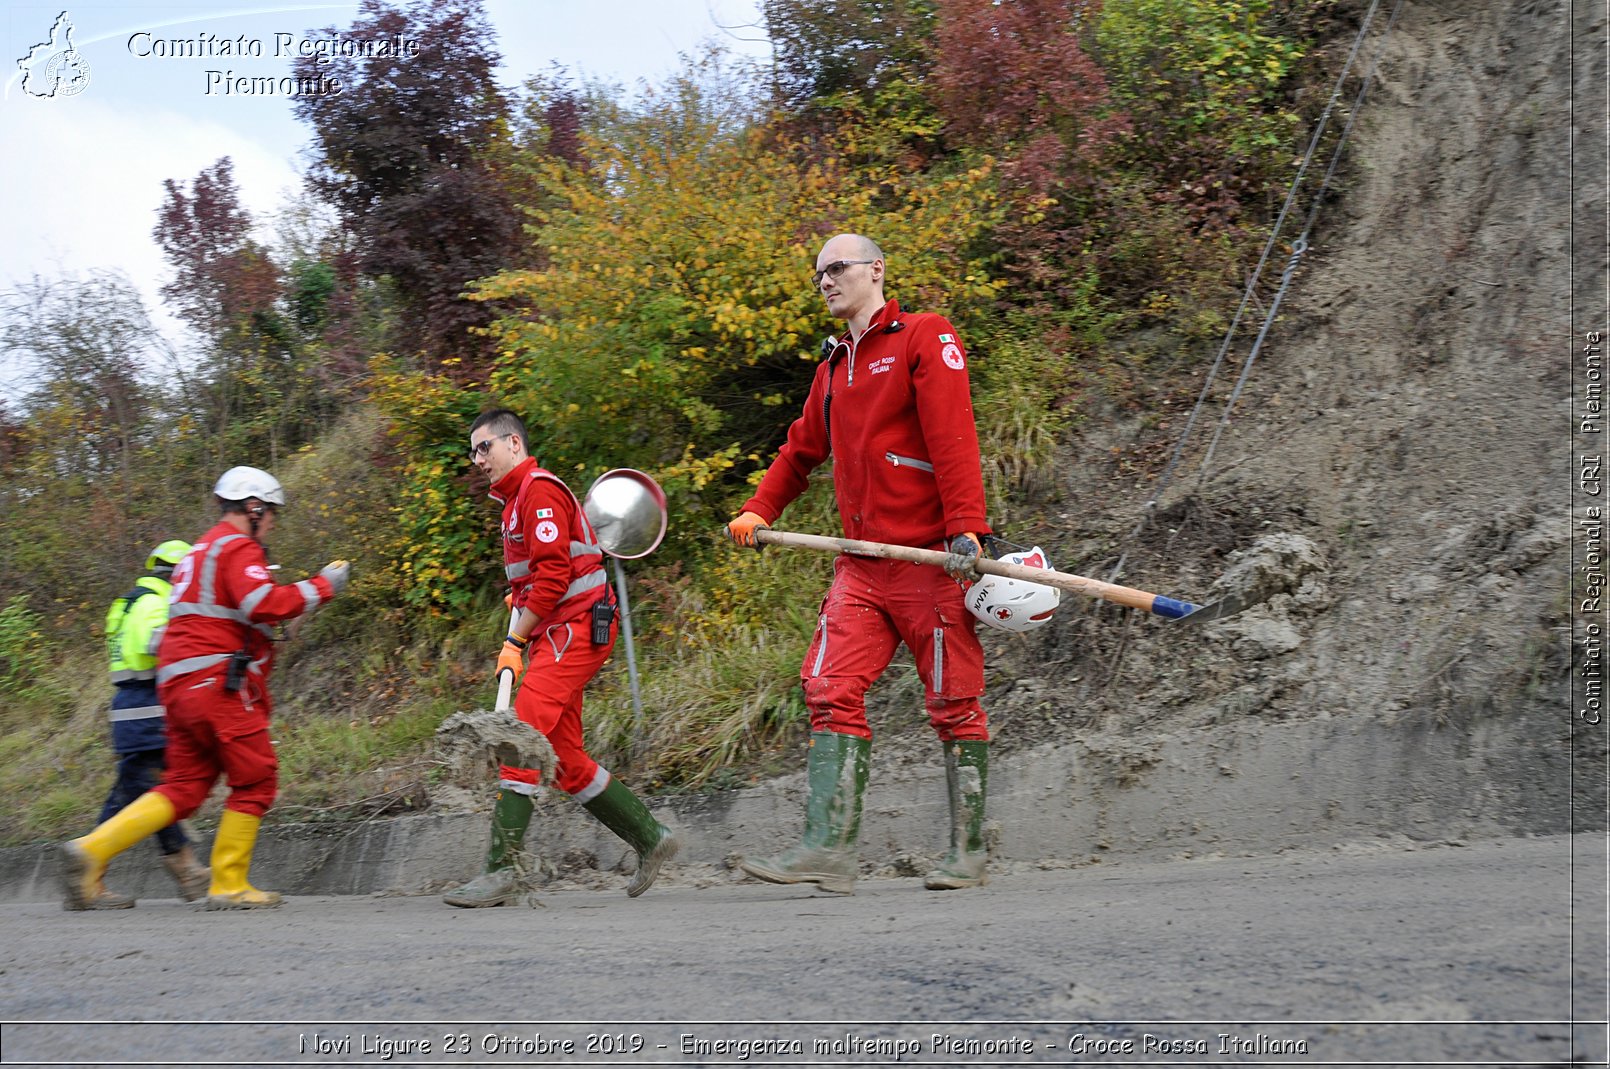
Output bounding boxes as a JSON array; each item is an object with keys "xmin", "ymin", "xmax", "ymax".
[{"xmin": 83, "ymin": 540, "xmax": 211, "ymax": 909}]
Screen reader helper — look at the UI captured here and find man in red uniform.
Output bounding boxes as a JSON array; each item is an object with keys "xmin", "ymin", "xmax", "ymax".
[
  {"xmin": 59, "ymin": 466, "xmax": 348, "ymax": 911},
  {"xmin": 442, "ymin": 409, "xmax": 678, "ymax": 907},
  {"xmin": 728, "ymin": 234, "xmax": 993, "ymax": 893}
]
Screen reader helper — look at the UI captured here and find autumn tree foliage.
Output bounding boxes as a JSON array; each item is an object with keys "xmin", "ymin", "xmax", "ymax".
[
  {"xmin": 763, "ymin": 0, "xmax": 936, "ymax": 110},
  {"xmin": 153, "ymin": 157, "xmax": 279, "ymax": 342},
  {"xmin": 930, "ymin": 0, "xmax": 1128, "ymax": 295},
  {"xmin": 154, "ymin": 158, "xmax": 350, "ymax": 465},
  {"xmin": 1095, "ymin": 0, "xmax": 1307, "ymax": 232},
  {"xmin": 475, "ymin": 96, "xmax": 1007, "ymax": 499},
  {"xmin": 0, "ymin": 272, "xmax": 196, "ymax": 606},
  {"xmin": 932, "ymin": 0, "xmax": 1123, "ymax": 180},
  {"xmin": 363, "ymin": 63, "xmax": 1010, "ymax": 611},
  {"xmin": 291, "ymin": 0, "xmax": 523, "ymax": 374}
]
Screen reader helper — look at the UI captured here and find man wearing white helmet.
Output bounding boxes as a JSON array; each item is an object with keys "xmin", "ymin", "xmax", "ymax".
[
  {"xmin": 59, "ymin": 466, "xmax": 349, "ymax": 912},
  {"xmin": 726, "ymin": 233, "xmax": 1001, "ymax": 893},
  {"xmin": 71, "ymin": 539, "xmax": 211, "ymax": 909}
]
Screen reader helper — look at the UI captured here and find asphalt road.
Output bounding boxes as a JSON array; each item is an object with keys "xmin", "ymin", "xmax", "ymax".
[{"xmin": 1, "ymin": 834, "xmax": 1604, "ymax": 1068}]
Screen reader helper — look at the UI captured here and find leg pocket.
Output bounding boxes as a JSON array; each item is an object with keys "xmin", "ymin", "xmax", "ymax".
[{"xmin": 925, "ymin": 606, "xmax": 984, "ymax": 699}]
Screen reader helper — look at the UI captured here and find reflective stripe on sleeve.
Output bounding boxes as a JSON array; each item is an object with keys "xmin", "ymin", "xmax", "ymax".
[
  {"xmin": 108, "ymin": 704, "xmax": 164, "ymax": 722},
  {"xmin": 237, "ymin": 583, "xmax": 275, "ymax": 619}
]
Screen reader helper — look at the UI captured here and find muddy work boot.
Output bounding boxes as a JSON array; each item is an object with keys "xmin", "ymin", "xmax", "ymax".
[
  {"xmin": 582, "ymin": 776, "xmax": 680, "ymax": 897},
  {"xmin": 924, "ymin": 740, "xmax": 989, "ymax": 890},
  {"xmin": 85, "ymin": 879, "xmax": 136, "ymax": 910},
  {"xmin": 443, "ymin": 789, "xmax": 534, "ymax": 908},
  {"xmin": 162, "ymin": 845, "xmax": 211, "ymax": 902},
  {"xmin": 739, "ymin": 732, "xmax": 870, "ymax": 895},
  {"xmin": 60, "ymin": 791, "xmax": 177, "ymax": 912}
]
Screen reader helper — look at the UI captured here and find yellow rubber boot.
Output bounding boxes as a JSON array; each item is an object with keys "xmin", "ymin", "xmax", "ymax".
[
  {"xmin": 205, "ymin": 810, "xmax": 283, "ymax": 910},
  {"xmin": 60, "ymin": 792, "xmax": 177, "ymax": 912}
]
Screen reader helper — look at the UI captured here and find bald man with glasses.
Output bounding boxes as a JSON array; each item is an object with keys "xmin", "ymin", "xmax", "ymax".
[{"xmin": 727, "ymin": 233, "xmax": 995, "ymax": 894}]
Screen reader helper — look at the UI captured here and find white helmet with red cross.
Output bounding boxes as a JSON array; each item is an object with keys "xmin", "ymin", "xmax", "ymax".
[{"xmin": 965, "ymin": 546, "xmax": 1061, "ymax": 632}]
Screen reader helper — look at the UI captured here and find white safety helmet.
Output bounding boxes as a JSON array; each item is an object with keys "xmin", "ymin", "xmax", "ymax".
[
  {"xmin": 213, "ymin": 465, "xmax": 286, "ymax": 506},
  {"xmin": 965, "ymin": 545, "xmax": 1061, "ymax": 632}
]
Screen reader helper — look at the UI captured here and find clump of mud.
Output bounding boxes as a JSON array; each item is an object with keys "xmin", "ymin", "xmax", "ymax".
[
  {"xmin": 435, "ymin": 707, "xmax": 557, "ymax": 785},
  {"xmin": 1203, "ymin": 532, "xmax": 1333, "ymax": 658},
  {"xmin": 1208, "ymin": 532, "xmax": 1329, "ymax": 608}
]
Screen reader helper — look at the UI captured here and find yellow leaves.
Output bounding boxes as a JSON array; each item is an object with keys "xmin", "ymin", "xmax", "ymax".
[{"xmin": 659, "ymin": 441, "xmax": 741, "ymax": 491}]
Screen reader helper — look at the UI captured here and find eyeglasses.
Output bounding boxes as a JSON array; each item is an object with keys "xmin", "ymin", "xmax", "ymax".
[
  {"xmin": 812, "ymin": 259, "xmax": 876, "ymax": 287},
  {"xmin": 469, "ymin": 433, "xmax": 511, "ymax": 461}
]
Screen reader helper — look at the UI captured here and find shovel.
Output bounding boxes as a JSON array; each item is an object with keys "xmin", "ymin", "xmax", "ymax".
[
  {"xmin": 435, "ymin": 609, "xmax": 557, "ymax": 781},
  {"xmin": 752, "ymin": 528, "xmax": 1256, "ymax": 624}
]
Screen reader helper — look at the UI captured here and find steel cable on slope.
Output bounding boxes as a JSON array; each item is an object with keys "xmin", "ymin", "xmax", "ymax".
[{"xmin": 1103, "ymin": 0, "xmax": 1406, "ymax": 587}]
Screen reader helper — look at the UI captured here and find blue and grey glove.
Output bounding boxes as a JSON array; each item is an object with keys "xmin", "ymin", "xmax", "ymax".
[{"xmin": 942, "ymin": 533, "xmax": 983, "ymax": 580}]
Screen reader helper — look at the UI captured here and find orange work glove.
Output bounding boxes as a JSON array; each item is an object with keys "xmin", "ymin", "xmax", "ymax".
[
  {"xmin": 943, "ymin": 533, "xmax": 983, "ymax": 580},
  {"xmin": 496, "ymin": 637, "xmax": 526, "ymax": 683},
  {"xmin": 726, "ymin": 510, "xmax": 769, "ymax": 549}
]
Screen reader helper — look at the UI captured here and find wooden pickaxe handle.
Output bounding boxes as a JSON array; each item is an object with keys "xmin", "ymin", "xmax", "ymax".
[
  {"xmin": 752, "ymin": 528, "xmax": 1206, "ymax": 620},
  {"xmin": 496, "ymin": 606, "xmax": 519, "ymax": 711}
]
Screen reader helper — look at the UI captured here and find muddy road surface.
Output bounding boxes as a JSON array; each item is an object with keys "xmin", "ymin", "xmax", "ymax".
[{"xmin": 2, "ymin": 833, "xmax": 1603, "ymax": 1067}]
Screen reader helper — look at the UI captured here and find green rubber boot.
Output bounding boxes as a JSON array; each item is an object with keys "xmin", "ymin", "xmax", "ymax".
[
  {"xmin": 443, "ymin": 789, "xmax": 534, "ymax": 908},
  {"xmin": 924, "ymin": 740, "xmax": 989, "ymax": 890},
  {"xmin": 739, "ymin": 731, "xmax": 870, "ymax": 895},
  {"xmin": 582, "ymin": 777, "xmax": 680, "ymax": 897}
]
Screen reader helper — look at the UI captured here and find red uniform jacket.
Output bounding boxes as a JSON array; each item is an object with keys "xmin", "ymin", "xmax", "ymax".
[
  {"xmin": 156, "ymin": 520, "xmax": 335, "ymax": 706},
  {"xmin": 743, "ymin": 299, "xmax": 992, "ymax": 548},
  {"xmin": 492, "ymin": 457, "xmax": 609, "ymax": 626}
]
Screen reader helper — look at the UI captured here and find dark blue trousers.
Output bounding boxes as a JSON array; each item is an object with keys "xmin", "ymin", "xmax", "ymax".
[{"xmin": 98, "ymin": 748, "xmax": 188, "ymax": 855}]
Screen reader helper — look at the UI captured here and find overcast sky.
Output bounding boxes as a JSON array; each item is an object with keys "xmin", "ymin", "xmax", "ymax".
[{"xmin": 0, "ymin": 0, "xmax": 771, "ymax": 402}]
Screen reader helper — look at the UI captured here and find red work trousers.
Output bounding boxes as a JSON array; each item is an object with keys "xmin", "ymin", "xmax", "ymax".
[
  {"xmin": 801, "ymin": 554, "xmax": 988, "ymax": 742},
  {"xmin": 154, "ymin": 673, "xmax": 278, "ymax": 818},
  {"xmin": 498, "ymin": 616, "xmax": 617, "ymax": 800}
]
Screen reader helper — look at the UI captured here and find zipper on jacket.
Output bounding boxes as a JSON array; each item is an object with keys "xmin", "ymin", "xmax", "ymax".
[
  {"xmin": 811, "ymin": 614, "xmax": 829, "ymax": 676},
  {"xmin": 885, "ymin": 452, "xmax": 935, "ymax": 472},
  {"xmin": 932, "ymin": 627, "xmax": 945, "ymax": 692}
]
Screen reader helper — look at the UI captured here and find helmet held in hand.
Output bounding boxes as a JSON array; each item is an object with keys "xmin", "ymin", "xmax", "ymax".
[{"xmin": 964, "ymin": 546, "xmax": 1061, "ymax": 632}]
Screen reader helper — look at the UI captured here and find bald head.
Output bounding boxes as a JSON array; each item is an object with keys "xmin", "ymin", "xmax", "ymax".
[{"xmin": 828, "ymin": 234, "xmax": 882, "ymax": 261}]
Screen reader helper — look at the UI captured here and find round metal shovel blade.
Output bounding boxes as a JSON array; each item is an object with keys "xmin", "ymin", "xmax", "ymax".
[{"xmin": 584, "ymin": 468, "xmax": 668, "ymax": 559}]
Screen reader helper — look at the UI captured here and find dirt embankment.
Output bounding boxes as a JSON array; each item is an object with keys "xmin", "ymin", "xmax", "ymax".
[{"xmin": 928, "ymin": 0, "xmax": 1590, "ymax": 841}]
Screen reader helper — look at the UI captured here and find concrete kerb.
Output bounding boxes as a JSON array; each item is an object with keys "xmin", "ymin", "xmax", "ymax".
[{"xmin": 0, "ymin": 712, "xmax": 1571, "ymax": 904}]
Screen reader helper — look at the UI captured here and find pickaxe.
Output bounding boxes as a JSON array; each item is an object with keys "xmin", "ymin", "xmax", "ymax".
[{"xmin": 752, "ymin": 528, "xmax": 1256, "ymax": 624}]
